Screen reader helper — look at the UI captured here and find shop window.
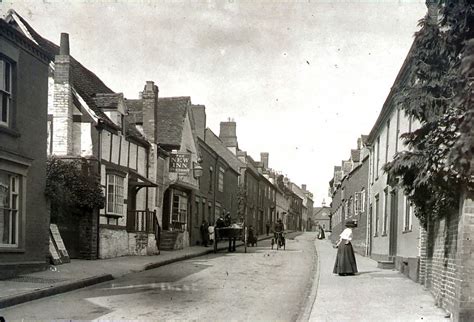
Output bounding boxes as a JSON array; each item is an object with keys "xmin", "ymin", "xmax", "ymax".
[
  {"xmin": 106, "ymin": 173, "xmax": 124, "ymax": 216},
  {"xmin": 0, "ymin": 172, "xmax": 20, "ymax": 246}
]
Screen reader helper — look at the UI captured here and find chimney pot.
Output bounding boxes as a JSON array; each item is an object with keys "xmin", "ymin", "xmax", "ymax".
[{"xmin": 59, "ymin": 33, "xmax": 70, "ymax": 55}]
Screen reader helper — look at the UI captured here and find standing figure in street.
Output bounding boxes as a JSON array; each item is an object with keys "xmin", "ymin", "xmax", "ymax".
[
  {"xmin": 224, "ymin": 212, "xmax": 232, "ymax": 227},
  {"xmin": 266, "ymin": 221, "xmax": 270, "ymax": 236},
  {"xmin": 333, "ymin": 220, "xmax": 358, "ymax": 276},
  {"xmin": 208, "ymin": 224, "xmax": 215, "ymax": 244},
  {"xmin": 317, "ymin": 224, "xmax": 325, "ymax": 240},
  {"xmin": 200, "ymin": 219, "xmax": 209, "ymax": 247}
]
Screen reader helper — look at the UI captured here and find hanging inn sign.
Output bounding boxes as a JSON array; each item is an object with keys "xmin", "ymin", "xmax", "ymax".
[{"xmin": 169, "ymin": 153, "xmax": 191, "ymax": 173}]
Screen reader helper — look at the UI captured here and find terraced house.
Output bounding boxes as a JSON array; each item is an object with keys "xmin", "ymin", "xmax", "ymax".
[{"xmin": 0, "ymin": 17, "xmax": 49, "ymax": 278}]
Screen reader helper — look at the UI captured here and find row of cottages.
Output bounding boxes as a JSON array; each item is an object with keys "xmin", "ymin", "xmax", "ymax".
[
  {"xmin": 6, "ymin": 10, "xmax": 166, "ymax": 259},
  {"xmin": 5, "ymin": 10, "xmax": 188, "ymax": 257},
  {"xmin": 1, "ymin": 10, "xmax": 311, "ymax": 274},
  {"xmin": 291, "ymin": 183, "xmax": 314, "ymax": 231},
  {"xmin": 329, "ymin": 135, "xmax": 369, "ymax": 256},
  {"xmin": 0, "ymin": 19, "xmax": 50, "ymax": 278},
  {"xmin": 328, "ymin": 4, "xmax": 474, "ymax": 319}
]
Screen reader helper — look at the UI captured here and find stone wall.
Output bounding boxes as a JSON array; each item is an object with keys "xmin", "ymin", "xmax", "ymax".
[{"xmin": 99, "ymin": 227, "xmax": 129, "ymax": 259}]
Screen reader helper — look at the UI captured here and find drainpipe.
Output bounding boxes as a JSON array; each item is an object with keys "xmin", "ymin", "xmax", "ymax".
[
  {"xmin": 213, "ymin": 154, "xmax": 218, "ymax": 223},
  {"xmin": 96, "ymin": 123, "xmax": 103, "ymax": 259}
]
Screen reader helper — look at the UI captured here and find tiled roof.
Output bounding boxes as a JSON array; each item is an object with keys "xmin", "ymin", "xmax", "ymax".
[
  {"xmin": 125, "ymin": 99, "xmax": 143, "ymax": 124},
  {"xmin": 93, "ymin": 93, "xmax": 123, "ymax": 109},
  {"xmin": 313, "ymin": 207, "xmax": 322, "ymax": 215},
  {"xmin": 157, "ymin": 97, "xmax": 190, "ymax": 148},
  {"xmin": 205, "ymin": 129, "xmax": 244, "ymax": 174},
  {"xmin": 8, "ymin": 10, "xmax": 119, "ymax": 130}
]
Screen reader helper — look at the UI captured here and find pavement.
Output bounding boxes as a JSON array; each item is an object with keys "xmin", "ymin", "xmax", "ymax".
[
  {"xmin": 0, "ymin": 234, "xmax": 273, "ymax": 310},
  {"xmin": 308, "ymin": 237, "xmax": 450, "ymax": 322}
]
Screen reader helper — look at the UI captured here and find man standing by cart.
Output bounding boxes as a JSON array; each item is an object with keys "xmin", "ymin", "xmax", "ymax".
[{"xmin": 200, "ymin": 219, "xmax": 209, "ymax": 247}]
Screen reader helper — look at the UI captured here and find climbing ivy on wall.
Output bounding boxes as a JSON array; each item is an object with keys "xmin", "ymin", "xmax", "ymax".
[
  {"xmin": 384, "ymin": 1, "xmax": 474, "ymax": 228},
  {"xmin": 46, "ymin": 157, "xmax": 105, "ymax": 220}
]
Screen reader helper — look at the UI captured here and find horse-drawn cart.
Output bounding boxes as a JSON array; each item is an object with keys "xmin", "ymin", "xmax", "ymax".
[{"xmin": 213, "ymin": 225, "xmax": 248, "ymax": 253}]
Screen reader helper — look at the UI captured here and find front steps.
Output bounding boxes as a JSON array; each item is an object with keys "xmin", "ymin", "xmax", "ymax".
[{"xmin": 160, "ymin": 231, "xmax": 179, "ymax": 251}]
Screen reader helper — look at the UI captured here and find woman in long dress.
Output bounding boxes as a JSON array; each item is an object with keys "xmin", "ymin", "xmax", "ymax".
[{"xmin": 333, "ymin": 220, "xmax": 358, "ymax": 276}]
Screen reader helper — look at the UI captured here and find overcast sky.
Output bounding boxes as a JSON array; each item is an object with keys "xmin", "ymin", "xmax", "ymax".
[{"xmin": 1, "ymin": 0, "xmax": 427, "ymax": 206}]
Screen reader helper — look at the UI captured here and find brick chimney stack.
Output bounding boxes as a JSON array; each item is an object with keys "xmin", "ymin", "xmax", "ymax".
[
  {"xmin": 191, "ymin": 105, "xmax": 206, "ymax": 139},
  {"xmin": 52, "ymin": 32, "xmax": 73, "ymax": 155},
  {"xmin": 142, "ymin": 81, "xmax": 159, "ymax": 143},
  {"xmin": 260, "ymin": 152, "xmax": 269, "ymax": 169},
  {"xmin": 219, "ymin": 120, "xmax": 238, "ymax": 155},
  {"xmin": 302, "ymin": 184, "xmax": 307, "ymax": 191},
  {"xmin": 426, "ymin": 0, "xmax": 438, "ymax": 26}
]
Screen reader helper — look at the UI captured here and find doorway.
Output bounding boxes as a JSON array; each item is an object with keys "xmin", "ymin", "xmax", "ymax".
[{"xmin": 389, "ymin": 190, "xmax": 398, "ymax": 259}]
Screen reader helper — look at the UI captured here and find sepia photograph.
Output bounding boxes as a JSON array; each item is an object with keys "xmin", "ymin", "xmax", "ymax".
[{"xmin": 0, "ymin": 0, "xmax": 473, "ymax": 320}]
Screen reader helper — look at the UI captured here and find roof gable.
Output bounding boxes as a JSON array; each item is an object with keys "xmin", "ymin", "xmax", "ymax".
[
  {"xmin": 6, "ymin": 10, "xmax": 119, "ymax": 130},
  {"xmin": 156, "ymin": 97, "xmax": 190, "ymax": 148}
]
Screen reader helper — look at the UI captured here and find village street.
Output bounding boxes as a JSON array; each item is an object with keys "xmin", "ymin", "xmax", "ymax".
[{"xmin": 0, "ymin": 233, "xmax": 317, "ymax": 321}]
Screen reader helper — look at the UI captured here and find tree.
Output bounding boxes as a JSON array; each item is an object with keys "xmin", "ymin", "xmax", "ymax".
[{"xmin": 384, "ymin": 1, "xmax": 474, "ymax": 228}]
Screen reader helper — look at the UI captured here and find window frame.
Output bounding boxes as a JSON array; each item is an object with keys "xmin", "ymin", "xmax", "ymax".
[
  {"xmin": 375, "ymin": 136, "xmax": 380, "ymax": 179},
  {"xmin": 218, "ymin": 167, "xmax": 225, "ymax": 192},
  {"xmin": 106, "ymin": 173, "xmax": 125, "ymax": 217},
  {"xmin": 0, "ymin": 58, "xmax": 13, "ymax": 127},
  {"xmin": 0, "ymin": 172, "xmax": 21, "ymax": 247},
  {"xmin": 374, "ymin": 194, "xmax": 380, "ymax": 237},
  {"xmin": 403, "ymin": 195, "xmax": 413, "ymax": 232}
]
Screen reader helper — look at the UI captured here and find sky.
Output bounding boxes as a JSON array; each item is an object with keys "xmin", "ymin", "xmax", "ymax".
[{"xmin": 1, "ymin": 0, "xmax": 427, "ymax": 206}]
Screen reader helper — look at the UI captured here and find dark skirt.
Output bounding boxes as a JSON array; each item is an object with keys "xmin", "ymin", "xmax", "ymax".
[
  {"xmin": 333, "ymin": 240, "xmax": 358, "ymax": 275},
  {"xmin": 318, "ymin": 230, "xmax": 325, "ymax": 239}
]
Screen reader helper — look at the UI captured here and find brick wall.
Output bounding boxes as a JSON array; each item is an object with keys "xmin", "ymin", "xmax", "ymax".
[
  {"xmin": 79, "ymin": 211, "xmax": 98, "ymax": 259},
  {"xmin": 419, "ymin": 191, "xmax": 474, "ymax": 321},
  {"xmin": 455, "ymin": 193, "xmax": 474, "ymax": 321},
  {"xmin": 142, "ymin": 81, "xmax": 158, "ymax": 143},
  {"xmin": 422, "ymin": 212, "xmax": 459, "ymax": 313},
  {"xmin": 52, "ymin": 55, "xmax": 73, "ymax": 155}
]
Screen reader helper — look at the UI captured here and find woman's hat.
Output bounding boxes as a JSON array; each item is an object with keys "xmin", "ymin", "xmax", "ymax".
[{"xmin": 345, "ymin": 220, "xmax": 357, "ymax": 228}]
